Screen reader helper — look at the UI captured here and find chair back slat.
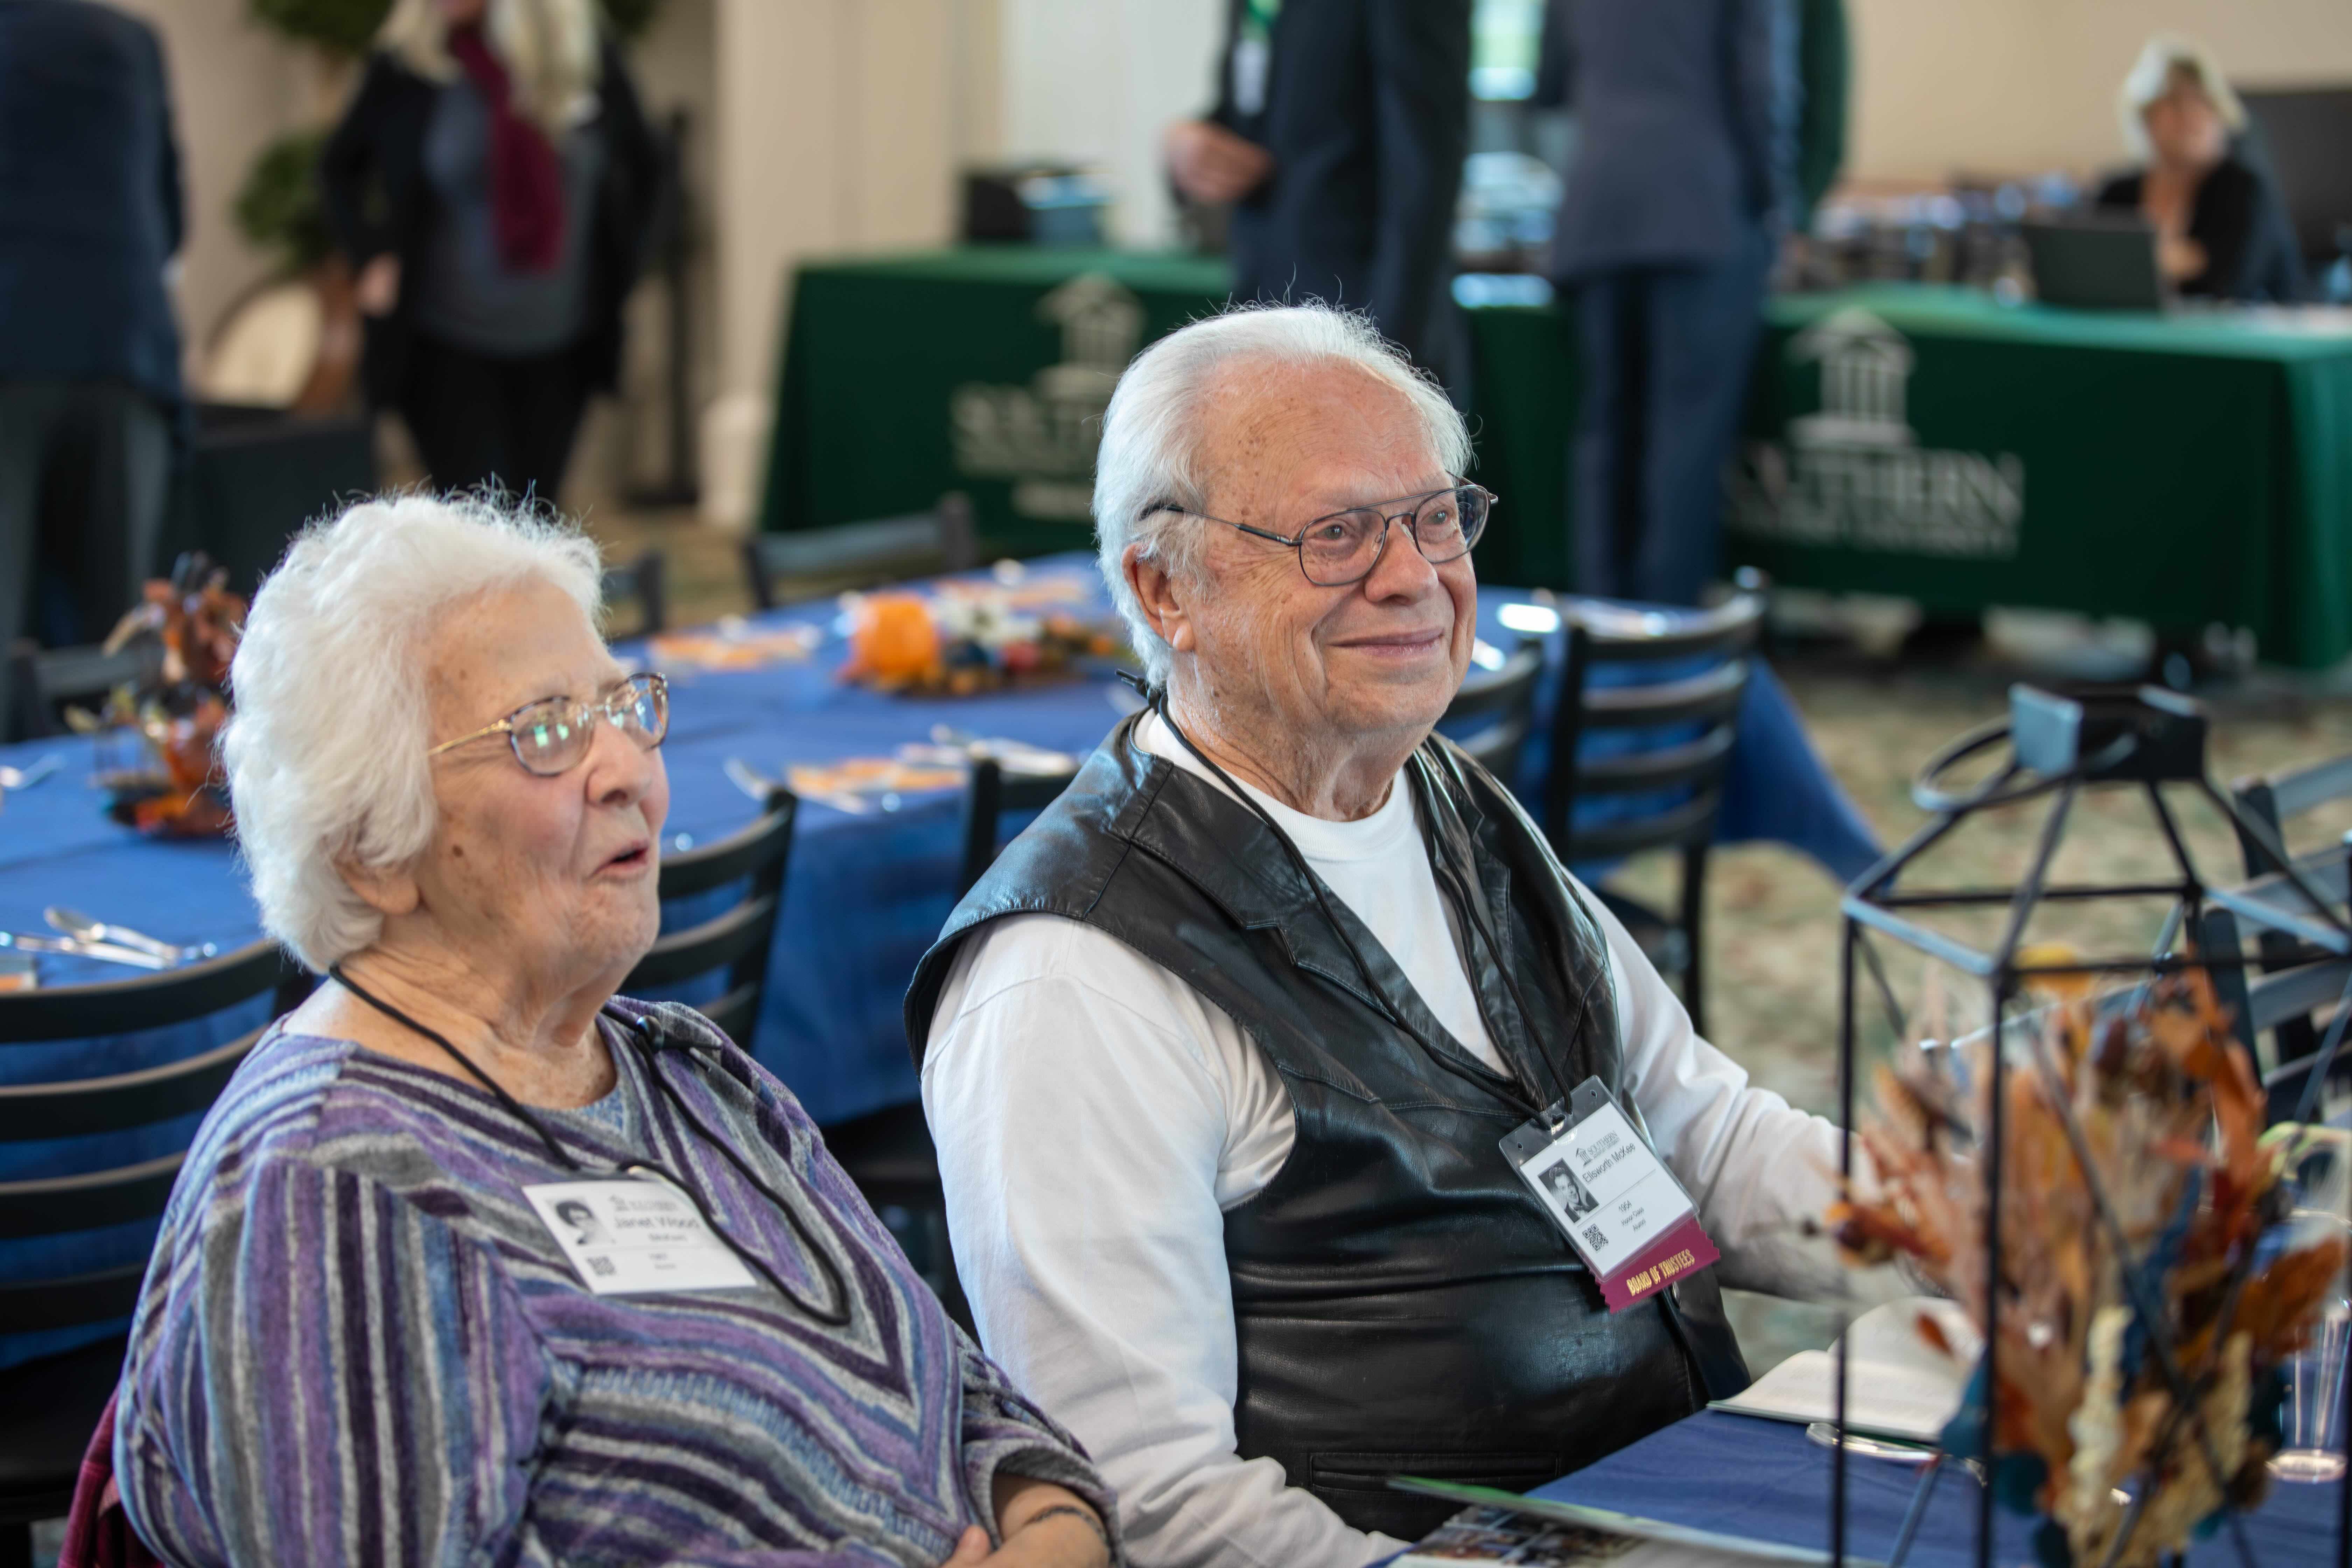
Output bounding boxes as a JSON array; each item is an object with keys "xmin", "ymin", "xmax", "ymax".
[
  {"xmin": 1572, "ymin": 728, "xmax": 1737, "ymax": 799},
  {"xmin": 1577, "ymin": 662, "xmax": 1749, "ymax": 730},
  {"xmin": 2247, "ymin": 955, "xmax": 2352, "ymax": 1036},
  {"xmin": 2264, "ymin": 752, "xmax": 2352, "ymax": 823},
  {"xmin": 1443, "ymin": 642, "xmax": 1544, "ymax": 782},
  {"xmin": 622, "ymin": 788, "xmax": 797, "ymax": 1044},
  {"xmin": 1559, "ymin": 793, "xmax": 1720, "ymax": 861},
  {"xmin": 625, "ymin": 893, "xmax": 778, "ymax": 990},
  {"xmin": 0, "ymin": 1262, "xmax": 147, "ymax": 1336},
  {"xmin": 0, "ymin": 1027, "xmax": 261, "ymax": 1143},
  {"xmin": 742, "ymin": 495, "xmax": 976, "ymax": 611},
  {"xmin": 1560, "ymin": 594, "xmax": 1764, "ymax": 665},
  {"xmin": 0, "ymin": 1152, "xmax": 186, "ymax": 1240},
  {"xmin": 958, "ymin": 757, "xmax": 1083, "ymax": 897},
  {"xmin": 0, "ymin": 939, "xmax": 292, "ymax": 1045},
  {"xmin": 7, "ymin": 637, "xmax": 166, "ymax": 742}
]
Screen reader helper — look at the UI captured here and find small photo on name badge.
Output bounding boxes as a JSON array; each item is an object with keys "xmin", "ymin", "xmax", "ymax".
[{"xmin": 524, "ymin": 1178, "xmax": 757, "ymax": 1297}]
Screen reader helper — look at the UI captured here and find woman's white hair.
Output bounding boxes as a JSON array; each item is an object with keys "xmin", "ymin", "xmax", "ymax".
[
  {"xmin": 224, "ymin": 493, "xmax": 604, "ymax": 972},
  {"xmin": 377, "ymin": 0, "xmax": 601, "ymax": 133},
  {"xmin": 2118, "ymin": 33, "xmax": 2246, "ymax": 163},
  {"xmin": 1092, "ymin": 302, "xmax": 1470, "ymax": 685}
]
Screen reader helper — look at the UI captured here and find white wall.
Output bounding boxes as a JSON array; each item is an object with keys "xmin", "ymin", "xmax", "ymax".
[
  {"xmin": 114, "ymin": 0, "xmax": 309, "ymax": 365},
  {"xmin": 997, "ymin": 0, "xmax": 1225, "ymax": 248},
  {"xmin": 1847, "ymin": 0, "xmax": 2352, "ymax": 183}
]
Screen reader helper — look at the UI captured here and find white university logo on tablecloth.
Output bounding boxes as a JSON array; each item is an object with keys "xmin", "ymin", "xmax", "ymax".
[
  {"xmin": 950, "ymin": 273, "xmax": 1144, "ymax": 522},
  {"xmin": 1729, "ymin": 308, "xmax": 2027, "ymax": 560}
]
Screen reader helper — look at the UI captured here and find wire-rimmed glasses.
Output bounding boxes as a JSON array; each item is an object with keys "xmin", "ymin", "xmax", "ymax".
[
  {"xmin": 1153, "ymin": 483, "xmax": 1493, "ymax": 587},
  {"xmin": 427, "ymin": 672, "xmax": 670, "ymax": 777}
]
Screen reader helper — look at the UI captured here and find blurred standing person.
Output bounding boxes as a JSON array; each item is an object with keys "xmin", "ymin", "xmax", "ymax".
[
  {"xmin": 1164, "ymin": 0, "xmax": 1474, "ymax": 394},
  {"xmin": 1546, "ymin": 0, "xmax": 1795, "ymax": 606},
  {"xmin": 0, "ymin": 0, "xmax": 183, "ymax": 658},
  {"xmin": 2094, "ymin": 36, "xmax": 2303, "ymax": 303},
  {"xmin": 321, "ymin": 0, "xmax": 661, "ymax": 505}
]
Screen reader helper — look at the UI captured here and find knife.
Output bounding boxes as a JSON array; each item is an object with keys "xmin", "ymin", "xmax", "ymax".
[{"xmin": 0, "ymin": 931, "xmax": 174, "ymax": 970}]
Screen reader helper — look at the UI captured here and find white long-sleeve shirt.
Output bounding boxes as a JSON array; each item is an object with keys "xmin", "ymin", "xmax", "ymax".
[{"xmin": 921, "ymin": 715, "xmax": 1866, "ymax": 1568}]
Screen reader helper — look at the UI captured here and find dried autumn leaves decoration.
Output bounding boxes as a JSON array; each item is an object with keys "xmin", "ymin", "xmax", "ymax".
[
  {"xmin": 1833, "ymin": 959, "xmax": 2346, "ymax": 1567},
  {"xmin": 76, "ymin": 553, "xmax": 246, "ymax": 836}
]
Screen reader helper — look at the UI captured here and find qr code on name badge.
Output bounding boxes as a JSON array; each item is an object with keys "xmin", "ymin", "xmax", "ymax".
[
  {"xmin": 586, "ymin": 1255, "xmax": 616, "ymax": 1278},
  {"xmin": 1581, "ymin": 1223, "xmax": 1608, "ymax": 1251}
]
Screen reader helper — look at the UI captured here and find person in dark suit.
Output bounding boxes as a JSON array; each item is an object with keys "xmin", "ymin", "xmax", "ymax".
[
  {"xmin": 1545, "ymin": 0, "xmax": 1794, "ymax": 607},
  {"xmin": 2094, "ymin": 36, "xmax": 2303, "ymax": 304},
  {"xmin": 321, "ymin": 0, "xmax": 660, "ymax": 505},
  {"xmin": 1165, "ymin": 0, "xmax": 1473, "ymax": 392},
  {"xmin": 0, "ymin": 0, "xmax": 183, "ymax": 659}
]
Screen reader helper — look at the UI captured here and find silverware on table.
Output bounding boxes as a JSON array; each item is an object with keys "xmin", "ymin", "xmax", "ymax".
[
  {"xmin": 43, "ymin": 907, "xmax": 216, "ymax": 964},
  {"xmin": 0, "ymin": 754, "xmax": 62, "ymax": 791},
  {"xmin": 727, "ymin": 755, "xmax": 874, "ymax": 816},
  {"xmin": 0, "ymin": 930, "xmax": 174, "ymax": 970}
]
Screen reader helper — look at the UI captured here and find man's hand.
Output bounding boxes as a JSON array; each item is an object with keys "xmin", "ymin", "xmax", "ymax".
[
  {"xmin": 1164, "ymin": 119, "xmax": 1273, "ymax": 206},
  {"xmin": 354, "ymin": 254, "xmax": 401, "ymax": 317},
  {"xmin": 938, "ymin": 1478, "xmax": 1110, "ymax": 1568}
]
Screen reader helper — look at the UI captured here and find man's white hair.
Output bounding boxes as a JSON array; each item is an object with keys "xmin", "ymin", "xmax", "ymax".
[
  {"xmin": 1092, "ymin": 303, "xmax": 1471, "ymax": 685},
  {"xmin": 223, "ymin": 493, "xmax": 604, "ymax": 972}
]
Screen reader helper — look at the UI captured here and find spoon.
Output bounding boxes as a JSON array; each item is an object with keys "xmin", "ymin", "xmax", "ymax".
[
  {"xmin": 0, "ymin": 754, "xmax": 62, "ymax": 790},
  {"xmin": 44, "ymin": 908, "xmax": 215, "ymax": 964}
]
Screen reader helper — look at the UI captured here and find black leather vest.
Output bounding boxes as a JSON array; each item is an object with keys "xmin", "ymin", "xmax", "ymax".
[{"xmin": 905, "ymin": 716, "xmax": 1742, "ymax": 1540}]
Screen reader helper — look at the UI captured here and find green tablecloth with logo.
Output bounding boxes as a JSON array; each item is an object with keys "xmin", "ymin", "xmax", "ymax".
[
  {"xmin": 1466, "ymin": 284, "xmax": 2352, "ymax": 668},
  {"xmin": 761, "ymin": 258, "xmax": 2352, "ymax": 668}
]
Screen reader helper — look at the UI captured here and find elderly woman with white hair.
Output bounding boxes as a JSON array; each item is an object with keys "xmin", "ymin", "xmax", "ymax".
[
  {"xmin": 2092, "ymin": 35, "xmax": 2303, "ymax": 302},
  {"xmin": 909, "ymin": 303, "xmax": 1891, "ymax": 1568},
  {"xmin": 111, "ymin": 496, "xmax": 1118, "ymax": 1568}
]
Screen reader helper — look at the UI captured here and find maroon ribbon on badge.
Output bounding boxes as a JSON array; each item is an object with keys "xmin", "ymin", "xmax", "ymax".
[{"xmin": 1596, "ymin": 1214, "xmax": 1721, "ymax": 1312}]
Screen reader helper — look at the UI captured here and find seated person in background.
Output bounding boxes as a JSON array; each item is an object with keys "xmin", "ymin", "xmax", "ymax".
[
  {"xmin": 908, "ymin": 304, "xmax": 1891, "ymax": 1568},
  {"xmin": 115, "ymin": 495, "xmax": 1116, "ymax": 1568},
  {"xmin": 2094, "ymin": 34, "xmax": 2303, "ymax": 302}
]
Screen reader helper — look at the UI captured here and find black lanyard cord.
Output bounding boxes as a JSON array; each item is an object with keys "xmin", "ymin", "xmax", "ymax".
[
  {"xmin": 327, "ymin": 967, "xmax": 851, "ymax": 1327},
  {"xmin": 1148, "ymin": 698, "xmax": 1549, "ymax": 1122}
]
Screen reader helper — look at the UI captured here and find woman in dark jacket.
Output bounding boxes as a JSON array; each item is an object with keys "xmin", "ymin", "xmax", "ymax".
[
  {"xmin": 321, "ymin": 0, "xmax": 661, "ymax": 503},
  {"xmin": 2094, "ymin": 35, "xmax": 2303, "ymax": 303}
]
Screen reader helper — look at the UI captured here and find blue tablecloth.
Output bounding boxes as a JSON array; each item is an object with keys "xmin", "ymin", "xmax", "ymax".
[
  {"xmin": 1533, "ymin": 1410, "xmax": 2333, "ymax": 1566},
  {"xmin": 0, "ymin": 556, "xmax": 1877, "ymax": 1365}
]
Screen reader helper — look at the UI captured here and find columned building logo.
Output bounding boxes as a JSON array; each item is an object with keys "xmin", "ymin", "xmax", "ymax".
[
  {"xmin": 950, "ymin": 274, "xmax": 1144, "ymax": 522},
  {"xmin": 1731, "ymin": 308, "xmax": 2025, "ymax": 560}
]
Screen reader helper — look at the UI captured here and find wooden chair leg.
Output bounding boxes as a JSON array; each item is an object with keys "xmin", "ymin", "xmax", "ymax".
[{"xmin": 1681, "ymin": 840, "xmax": 1709, "ymax": 1041}]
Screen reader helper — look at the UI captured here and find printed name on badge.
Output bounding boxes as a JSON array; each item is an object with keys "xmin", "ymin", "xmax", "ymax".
[{"xmin": 524, "ymin": 1178, "xmax": 757, "ymax": 1296}]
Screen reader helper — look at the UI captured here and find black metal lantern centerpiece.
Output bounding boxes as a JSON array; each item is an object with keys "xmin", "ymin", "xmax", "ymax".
[{"xmin": 1829, "ymin": 685, "xmax": 2352, "ymax": 1568}]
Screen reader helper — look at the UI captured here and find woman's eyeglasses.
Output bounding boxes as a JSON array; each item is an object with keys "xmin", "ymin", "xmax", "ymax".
[
  {"xmin": 427, "ymin": 672, "xmax": 670, "ymax": 777},
  {"xmin": 1151, "ymin": 483, "xmax": 1493, "ymax": 587}
]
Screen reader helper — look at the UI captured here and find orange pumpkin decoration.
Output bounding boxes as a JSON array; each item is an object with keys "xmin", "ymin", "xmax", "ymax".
[{"xmin": 840, "ymin": 595, "xmax": 942, "ymax": 687}]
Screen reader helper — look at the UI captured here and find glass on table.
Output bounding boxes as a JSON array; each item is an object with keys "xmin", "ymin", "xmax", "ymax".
[{"xmin": 2274, "ymin": 1207, "xmax": 2351, "ymax": 1484}]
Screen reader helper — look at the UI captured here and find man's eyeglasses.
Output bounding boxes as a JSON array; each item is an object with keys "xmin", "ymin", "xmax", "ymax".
[
  {"xmin": 426, "ymin": 672, "xmax": 670, "ymax": 777},
  {"xmin": 1150, "ymin": 483, "xmax": 1493, "ymax": 587}
]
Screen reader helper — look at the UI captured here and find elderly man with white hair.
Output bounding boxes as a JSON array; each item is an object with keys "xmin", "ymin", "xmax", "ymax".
[{"xmin": 908, "ymin": 304, "xmax": 1875, "ymax": 1568}]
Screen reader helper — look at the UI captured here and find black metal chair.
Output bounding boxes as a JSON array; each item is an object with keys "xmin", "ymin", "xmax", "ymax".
[
  {"xmin": 2199, "ymin": 904, "xmax": 2352, "ymax": 1127},
  {"xmin": 5, "ymin": 637, "xmax": 163, "ymax": 744},
  {"xmin": 0, "ymin": 940, "xmax": 308, "ymax": 1563},
  {"xmin": 1442, "ymin": 638, "xmax": 1546, "ymax": 783},
  {"xmin": 2230, "ymin": 755, "xmax": 2352, "ymax": 1090},
  {"xmin": 742, "ymin": 494, "xmax": 978, "ymax": 611},
  {"xmin": 1539, "ymin": 593, "xmax": 1765, "ymax": 1040},
  {"xmin": 956, "ymin": 755, "xmax": 1083, "ymax": 899},
  {"xmin": 601, "ymin": 548, "xmax": 670, "ymax": 639},
  {"xmin": 622, "ymin": 787, "xmax": 798, "ymax": 1048}
]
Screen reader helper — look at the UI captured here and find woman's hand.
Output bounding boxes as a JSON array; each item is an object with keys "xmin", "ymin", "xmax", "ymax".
[
  {"xmin": 1164, "ymin": 119, "xmax": 1273, "ymax": 206},
  {"xmin": 355, "ymin": 254, "xmax": 402, "ymax": 316},
  {"xmin": 938, "ymin": 1478, "xmax": 1110, "ymax": 1568}
]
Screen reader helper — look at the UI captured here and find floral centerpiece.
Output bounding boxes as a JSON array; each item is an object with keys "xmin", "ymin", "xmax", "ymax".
[
  {"xmin": 72, "ymin": 555, "xmax": 245, "ymax": 838},
  {"xmin": 838, "ymin": 585, "xmax": 1125, "ymax": 696},
  {"xmin": 1833, "ymin": 958, "xmax": 2347, "ymax": 1567}
]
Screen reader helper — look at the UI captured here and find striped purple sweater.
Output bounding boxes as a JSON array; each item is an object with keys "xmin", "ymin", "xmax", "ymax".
[{"xmin": 113, "ymin": 998, "xmax": 1115, "ymax": 1567}]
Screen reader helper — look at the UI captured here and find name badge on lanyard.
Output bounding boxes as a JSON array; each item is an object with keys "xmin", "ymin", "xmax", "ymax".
[
  {"xmin": 524, "ymin": 1176, "xmax": 757, "ymax": 1296},
  {"xmin": 1498, "ymin": 1076, "xmax": 1720, "ymax": 1312}
]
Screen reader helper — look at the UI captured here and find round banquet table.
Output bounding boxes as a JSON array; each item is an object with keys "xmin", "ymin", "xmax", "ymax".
[{"xmin": 0, "ymin": 557, "xmax": 1879, "ymax": 1365}]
